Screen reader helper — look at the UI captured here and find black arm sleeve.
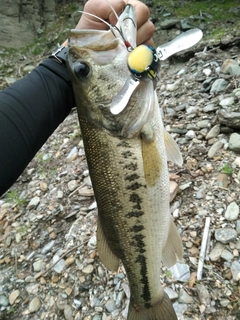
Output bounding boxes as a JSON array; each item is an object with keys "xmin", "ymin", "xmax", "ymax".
[{"xmin": 0, "ymin": 58, "xmax": 75, "ymax": 196}]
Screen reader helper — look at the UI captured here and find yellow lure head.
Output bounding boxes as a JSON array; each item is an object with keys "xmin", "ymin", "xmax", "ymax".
[{"xmin": 127, "ymin": 45, "xmax": 159, "ymax": 80}]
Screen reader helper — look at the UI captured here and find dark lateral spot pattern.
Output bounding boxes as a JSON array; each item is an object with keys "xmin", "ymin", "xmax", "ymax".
[
  {"xmin": 117, "ymin": 140, "xmax": 131, "ymax": 148},
  {"xmin": 125, "ymin": 173, "xmax": 140, "ymax": 182},
  {"xmin": 121, "ymin": 150, "xmax": 133, "ymax": 158},
  {"xmin": 125, "ymin": 210, "xmax": 144, "ymax": 218},
  {"xmin": 133, "ymin": 233, "xmax": 145, "ymax": 248},
  {"xmin": 118, "ymin": 141, "xmax": 151, "ymax": 306},
  {"xmin": 129, "ymin": 193, "xmax": 142, "ymax": 210},
  {"xmin": 126, "ymin": 182, "xmax": 145, "ymax": 190},
  {"xmin": 124, "ymin": 163, "xmax": 138, "ymax": 171},
  {"xmin": 135, "ymin": 254, "xmax": 151, "ymax": 304},
  {"xmin": 130, "ymin": 225, "xmax": 144, "ymax": 232}
]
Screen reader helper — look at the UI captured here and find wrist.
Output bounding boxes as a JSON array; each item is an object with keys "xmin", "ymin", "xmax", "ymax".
[{"xmin": 49, "ymin": 46, "xmax": 68, "ymax": 65}]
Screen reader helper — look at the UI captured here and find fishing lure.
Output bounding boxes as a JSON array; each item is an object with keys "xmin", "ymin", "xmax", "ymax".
[{"xmin": 79, "ymin": 1, "xmax": 203, "ymax": 115}]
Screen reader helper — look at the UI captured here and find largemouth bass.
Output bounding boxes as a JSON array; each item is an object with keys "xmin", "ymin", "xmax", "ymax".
[{"xmin": 67, "ymin": 4, "xmax": 183, "ymax": 320}]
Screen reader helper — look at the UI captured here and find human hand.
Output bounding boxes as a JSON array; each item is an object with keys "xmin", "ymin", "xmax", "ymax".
[{"xmin": 62, "ymin": 0, "xmax": 154, "ymax": 47}]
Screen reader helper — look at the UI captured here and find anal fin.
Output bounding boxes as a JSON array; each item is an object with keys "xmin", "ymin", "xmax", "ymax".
[
  {"xmin": 162, "ymin": 217, "xmax": 183, "ymax": 268},
  {"xmin": 97, "ymin": 219, "xmax": 120, "ymax": 272}
]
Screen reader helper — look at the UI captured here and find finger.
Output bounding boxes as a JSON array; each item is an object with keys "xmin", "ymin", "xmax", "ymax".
[
  {"xmin": 125, "ymin": 0, "xmax": 150, "ymax": 29},
  {"xmin": 76, "ymin": 0, "xmax": 126, "ymax": 30},
  {"xmin": 136, "ymin": 20, "xmax": 155, "ymax": 46},
  {"xmin": 124, "ymin": 0, "xmax": 154, "ymax": 46}
]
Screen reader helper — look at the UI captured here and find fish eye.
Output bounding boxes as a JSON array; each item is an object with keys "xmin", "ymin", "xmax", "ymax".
[{"xmin": 74, "ymin": 62, "xmax": 90, "ymax": 78}]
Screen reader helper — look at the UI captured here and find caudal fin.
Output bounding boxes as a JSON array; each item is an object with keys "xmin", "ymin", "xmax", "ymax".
[{"xmin": 127, "ymin": 292, "xmax": 177, "ymax": 320}]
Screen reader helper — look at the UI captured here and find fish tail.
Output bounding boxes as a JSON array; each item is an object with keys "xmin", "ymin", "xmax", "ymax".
[{"xmin": 128, "ymin": 292, "xmax": 177, "ymax": 320}]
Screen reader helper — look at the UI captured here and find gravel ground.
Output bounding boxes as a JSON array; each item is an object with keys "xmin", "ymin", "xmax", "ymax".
[{"xmin": 0, "ymin": 2, "xmax": 240, "ymax": 319}]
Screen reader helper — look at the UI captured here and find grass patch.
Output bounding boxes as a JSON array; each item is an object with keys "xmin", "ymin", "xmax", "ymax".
[
  {"xmin": 220, "ymin": 163, "xmax": 233, "ymax": 175},
  {"xmin": 5, "ymin": 190, "xmax": 26, "ymax": 208}
]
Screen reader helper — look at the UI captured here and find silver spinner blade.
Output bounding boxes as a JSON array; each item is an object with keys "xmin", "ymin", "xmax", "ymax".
[
  {"xmin": 156, "ymin": 28, "xmax": 203, "ymax": 61},
  {"xmin": 110, "ymin": 76, "xmax": 140, "ymax": 115}
]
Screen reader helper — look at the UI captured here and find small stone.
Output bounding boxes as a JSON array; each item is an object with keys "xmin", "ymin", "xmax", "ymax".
[
  {"xmin": 203, "ymin": 68, "xmax": 211, "ymax": 77},
  {"xmin": 105, "ymin": 299, "xmax": 116, "ymax": 313},
  {"xmin": 170, "ymin": 181, "xmax": 178, "ymax": 202},
  {"xmin": 166, "ymin": 79, "xmax": 182, "ymax": 92},
  {"xmin": 169, "ymin": 263, "xmax": 190, "ymax": 281},
  {"xmin": 88, "ymin": 201, "xmax": 97, "ymax": 210},
  {"xmin": 221, "ymin": 59, "xmax": 240, "ymax": 76},
  {"xmin": 203, "ymin": 103, "xmax": 215, "ymax": 113},
  {"xmin": 28, "ymin": 196, "xmax": 40, "ymax": 209},
  {"xmin": 220, "ymin": 299, "xmax": 230, "ymax": 307},
  {"xmin": 68, "ymin": 180, "xmax": 78, "ymax": 191},
  {"xmin": 229, "ymin": 133, "xmax": 240, "ymax": 152},
  {"xmin": 207, "ymin": 141, "xmax": 223, "ymax": 158},
  {"xmin": 237, "ymin": 220, "xmax": 240, "ymax": 234},
  {"xmin": 225, "ymin": 202, "xmax": 239, "ymax": 221},
  {"xmin": 221, "ymin": 249, "xmax": 234, "ymax": 261},
  {"xmin": 78, "ymin": 187, "xmax": 94, "ymax": 197},
  {"xmin": 196, "ymin": 284, "xmax": 210, "ymax": 305},
  {"xmin": 33, "ymin": 259, "xmax": 43, "ymax": 272},
  {"xmin": 65, "ymin": 288, "xmax": 72, "ymax": 296},
  {"xmin": 219, "ymin": 96, "xmax": 235, "ymax": 107},
  {"xmin": 67, "ymin": 147, "xmax": 78, "ymax": 160},
  {"xmin": 40, "ymin": 181, "xmax": 48, "ymax": 192},
  {"xmin": 6, "ymin": 77, "xmax": 17, "ymax": 85},
  {"xmin": 9, "ymin": 290, "xmax": 20, "ymax": 305},
  {"xmin": 115, "ymin": 291, "xmax": 125, "ymax": 308},
  {"xmin": 196, "ymin": 186, "xmax": 207, "ymax": 199},
  {"xmin": 82, "ymin": 264, "xmax": 94, "ymax": 274},
  {"xmin": 186, "ymin": 106, "xmax": 198, "ymax": 114},
  {"xmin": 26, "ymin": 283, "xmax": 40, "ymax": 294},
  {"xmin": 210, "ymin": 78, "xmax": 229, "ymax": 93},
  {"xmin": 165, "ymin": 287, "xmax": 178, "ymax": 300},
  {"xmin": 234, "ymin": 157, "xmax": 240, "ymax": 167},
  {"xmin": 206, "ymin": 125, "xmax": 220, "ymax": 140},
  {"xmin": 65, "ymin": 257, "xmax": 75, "ymax": 267},
  {"xmin": 64, "ymin": 304, "xmax": 73, "ymax": 320},
  {"xmin": 25, "ymin": 275, "xmax": 35, "ymax": 283},
  {"xmin": 178, "ymin": 288, "xmax": 194, "ymax": 304},
  {"xmin": 0, "ymin": 294, "xmax": 9, "ymax": 306},
  {"xmin": 236, "ymin": 240, "xmax": 240, "ymax": 250},
  {"xmin": 57, "ymin": 190, "xmax": 64, "ymax": 199},
  {"xmin": 231, "ymin": 261, "xmax": 240, "ymax": 281},
  {"xmin": 197, "ymin": 120, "xmax": 209, "ymax": 128},
  {"xmin": 215, "ymin": 228, "xmax": 237, "ymax": 244},
  {"xmin": 197, "ymin": 209, "xmax": 208, "ymax": 216},
  {"xmin": 216, "ymin": 173, "xmax": 229, "ymax": 188},
  {"xmin": 160, "ymin": 18, "xmax": 180, "ymax": 29},
  {"xmin": 15, "ymin": 233, "xmax": 22, "ymax": 243},
  {"xmin": 41, "ymin": 240, "xmax": 55, "ymax": 254},
  {"xmin": 209, "ymin": 242, "xmax": 225, "ymax": 261},
  {"xmin": 23, "ymin": 65, "xmax": 35, "ymax": 74},
  {"xmin": 29, "ymin": 297, "xmax": 41, "ymax": 313},
  {"xmin": 51, "ymin": 274, "xmax": 59, "ymax": 283},
  {"xmin": 179, "ymin": 182, "xmax": 192, "ymax": 190},
  {"xmin": 122, "ymin": 282, "xmax": 130, "ymax": 299},
  {"xmin": 53, "ymin": 255, "xmax": 65, "ymax": 273},
  {"xmin": 185, "ymin": 130, "xmax": 196, "ymax": 139}
]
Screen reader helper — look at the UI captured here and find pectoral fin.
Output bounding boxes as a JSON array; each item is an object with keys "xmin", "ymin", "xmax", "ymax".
[
  {"xmin": 162, "ymin": 217, "xmax": 183, "ymax": 267},
  {"xmin": 142, "ymin": 134, "xmax": 162, "ymax": 187},
  {"xmin": 164, "ymin": 130, "xmax": 183, "ymax": 166},
  {"xmin": 97, "ymin": 219, "xmax": 120, "ymax": 271}
]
